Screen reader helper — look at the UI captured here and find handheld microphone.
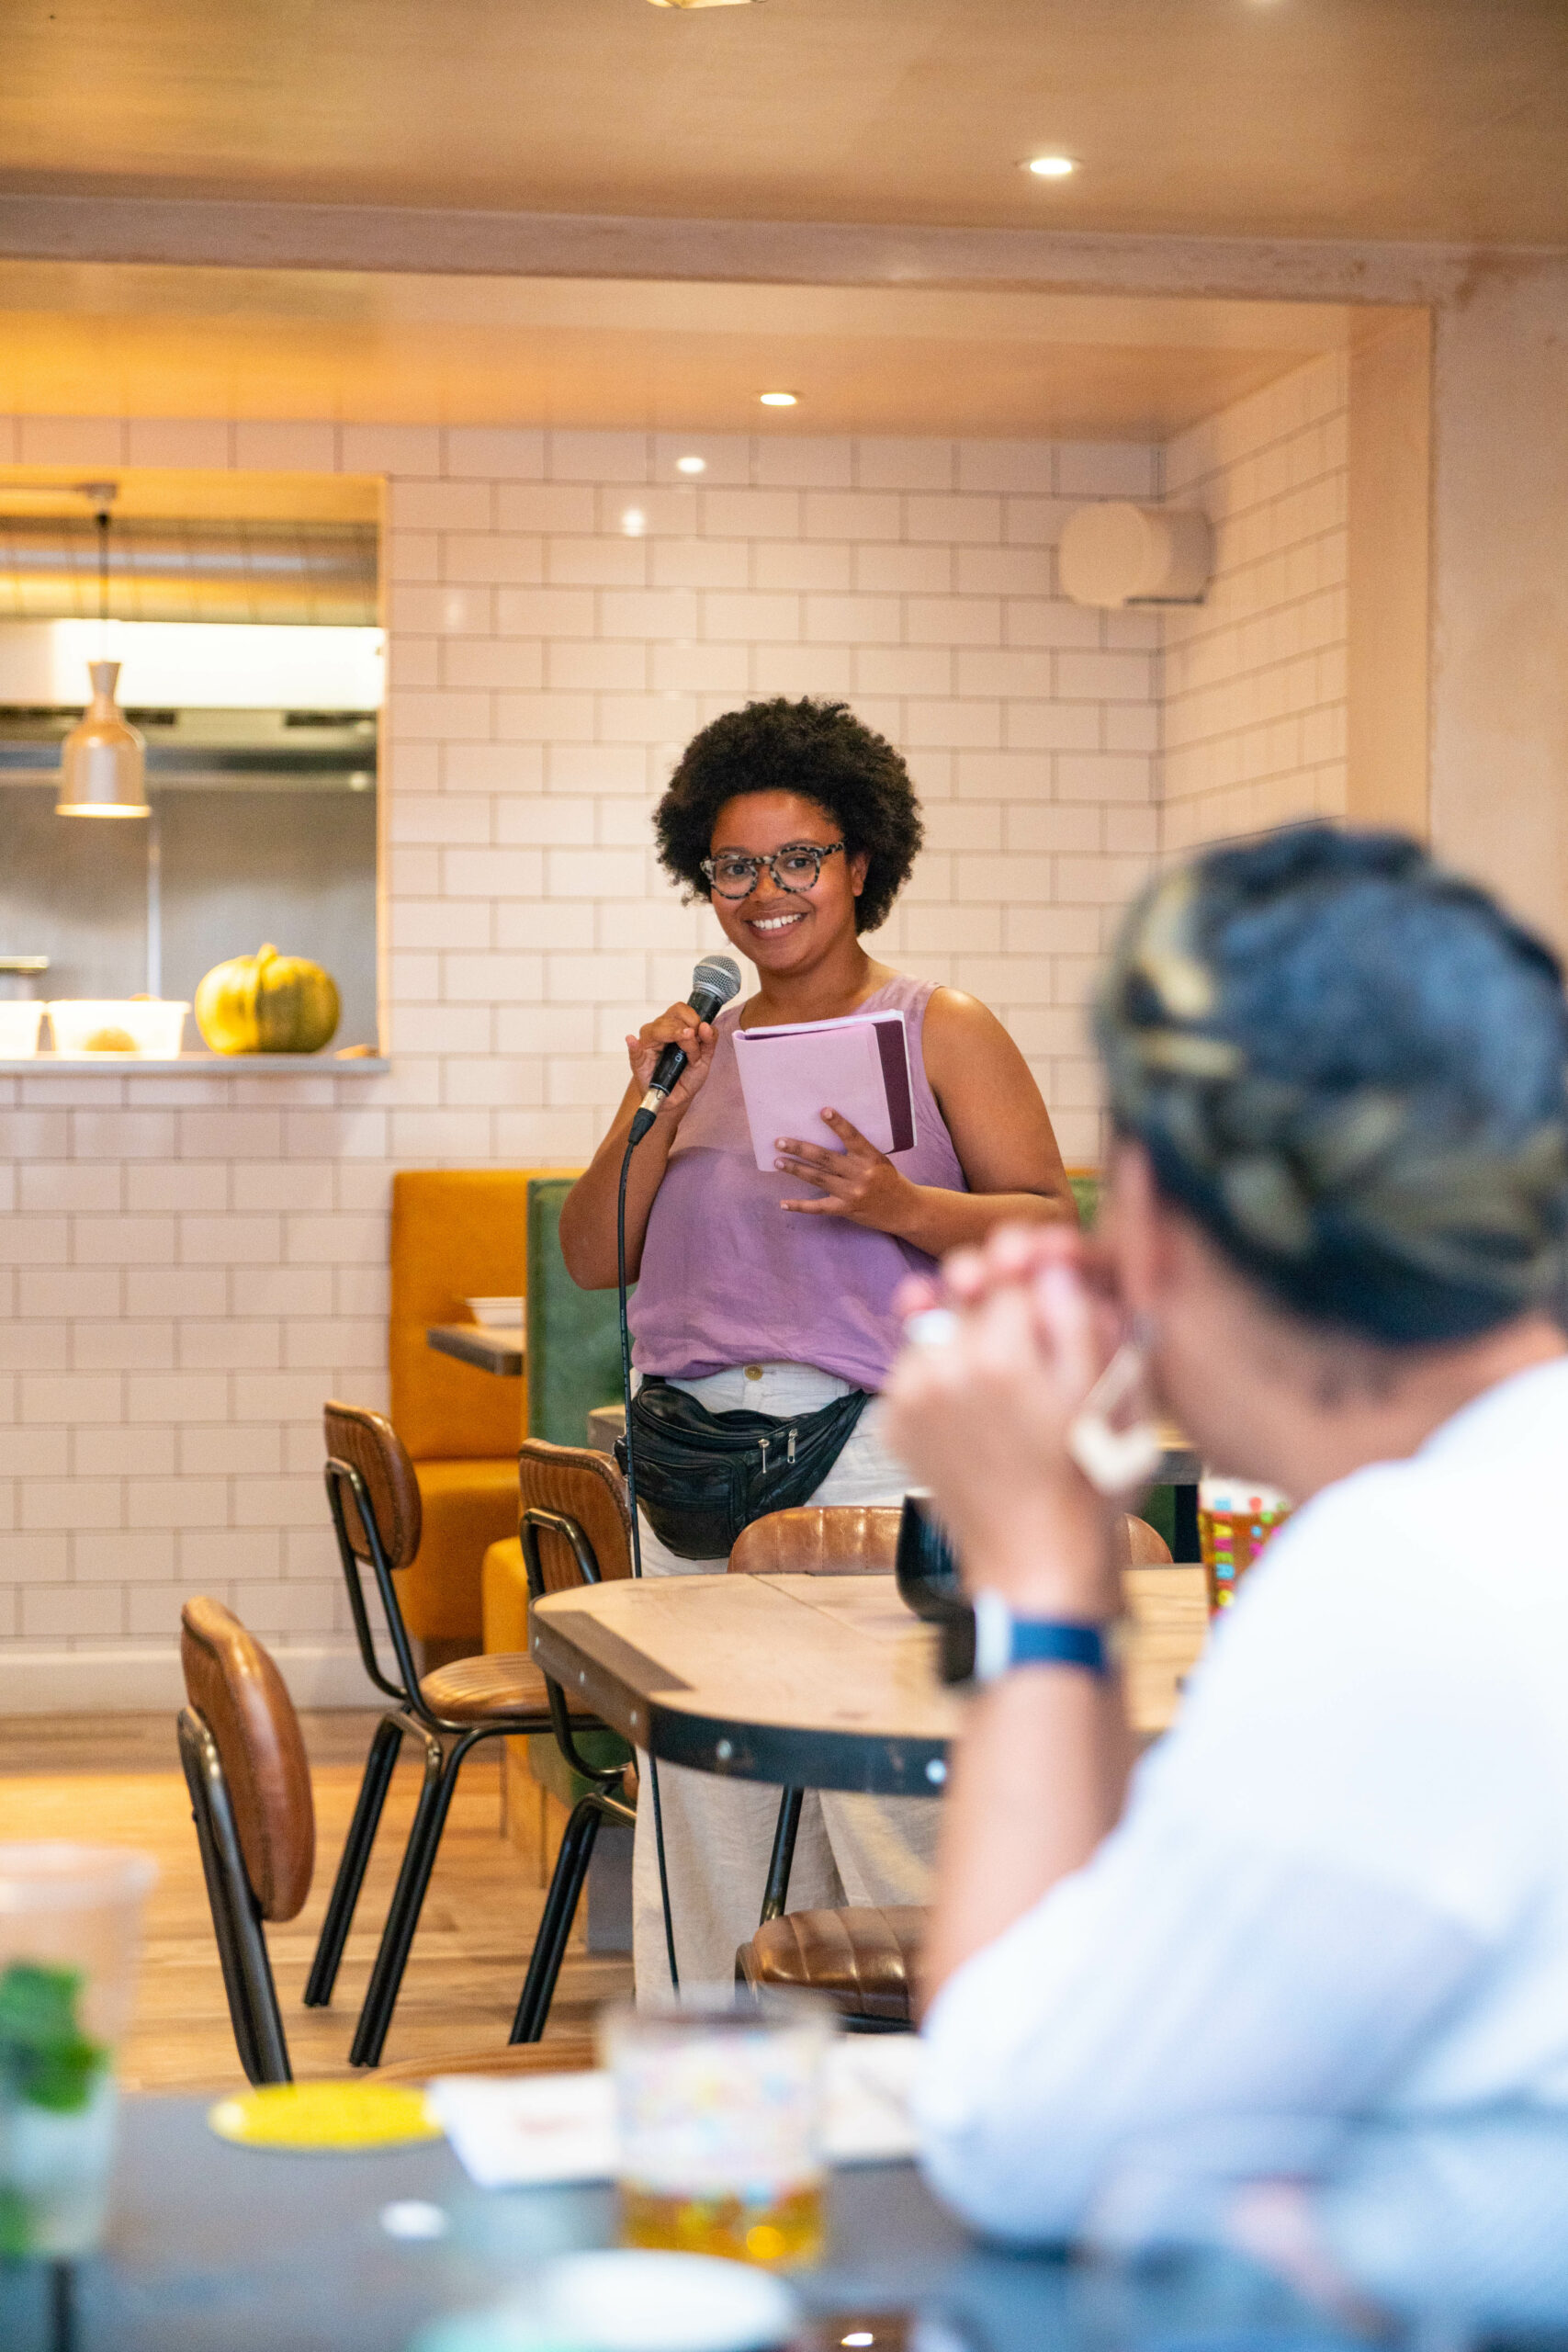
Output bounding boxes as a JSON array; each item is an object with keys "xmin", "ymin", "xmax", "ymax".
[{"xmin": 628, "ymin": 953, "xmax": 742, "ymax": 1144}]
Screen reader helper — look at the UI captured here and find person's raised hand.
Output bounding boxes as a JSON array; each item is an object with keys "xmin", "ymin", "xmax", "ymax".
[
  {"xmin": 775, "ymin": 1110, "xmax": 917, "ymax": 1231},
  {"xmin": 625, "ymin": 1002, "xmax": 717, "ymax": 1124},
  {"xmin": 884, "ymin": 1221, "xmax": 1124, "ymax": 1616}
]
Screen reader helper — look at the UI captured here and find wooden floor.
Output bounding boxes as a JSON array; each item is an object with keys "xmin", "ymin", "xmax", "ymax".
[{"xmin": 0, "ymin": 1713, "xmax": 632, "ymax": 2096}]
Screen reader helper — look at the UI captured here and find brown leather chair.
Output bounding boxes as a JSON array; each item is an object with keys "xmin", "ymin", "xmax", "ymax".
[
  {"xmin": 508, "ymin": 1439, "xmax": 638, "ymax": 2043},
  {"xmin": 179, "ymin": 1595, "xmax": 605, "ymax": 2086},
  {"xmin": 739, "ymin": 1904, "xmax": 925, "ymax": 2026},
  {"xmin": 729, "ymin": 1503, "xmax": 903, "ymax": 1577},
  {"xmin": 308, "ymin": 1402, "xmax": 566, "ymax": 2069},
  {"xmin": 179, "ymin": 1595, "xmax": 315, "ymax": 2083},
  {"xmin": 733, "ymin": 1505, "xmax": 1172, "ymax": 2029}
]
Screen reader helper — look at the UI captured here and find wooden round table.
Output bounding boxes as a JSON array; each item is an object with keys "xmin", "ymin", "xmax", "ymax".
[{"xmin": 529, "ymin": 1567, "xmax": 1208, "ymax": 1799}]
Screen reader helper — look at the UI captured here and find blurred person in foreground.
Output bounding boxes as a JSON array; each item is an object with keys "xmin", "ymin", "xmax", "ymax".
[{"xmin": 887, "ymin": 826, "xmax": 1568, "ymax": 2246}]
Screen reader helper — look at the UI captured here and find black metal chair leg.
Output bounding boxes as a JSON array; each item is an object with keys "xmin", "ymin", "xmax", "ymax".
[
  {"xmin": 179, "ymin": 1708, "xmax": 290, "ymax": 2085},
  {"xmin": 305, "ymin": 1712, "xmax": 404, "ymax": 2007},
  {"xmin": 349, "ymin": 1730, "xmax": 478, "ymax": 2068},
  {"xmin": 510, "ymin": 1794, "xmax": 604, "ymax": 2044},
  {"xmin": 759, "ymin": 1787, "xmax": 803, "ymax": 1925}
]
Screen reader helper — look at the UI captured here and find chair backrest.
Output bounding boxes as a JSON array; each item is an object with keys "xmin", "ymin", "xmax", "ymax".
[
  {"xmin": 517, "ymin": 1437, "xmax": 633, "ymax": 1595},
  {"xmin": 1122, "ymin": 1514, "xmax": 1173, "ymax": 1566},
  {"xmin": 179, "ymin": 1597, "xmax": 314, "ymax": 1924},
  {"xmin": 321, "ymin": 1400, "xmax": 425, "ymax": 1702},
  {"xmin": 732, "ymin": 1502, "xmax": 1170, "ymax": 1576},
  {"xmin": 525, "ymin": 1179, "xmax": 626, "ymax": 1446},
  {"xmin": 322, "ymin": 1399, "xmax": 423, "ymax": 1570},
  {"xmin": 389, "ymin": 1168, "xmax": 541, "ymax": 1461},
  {"xmin": 728, "ymin": 1504, "xmax": 904, "ymax": 1577}
]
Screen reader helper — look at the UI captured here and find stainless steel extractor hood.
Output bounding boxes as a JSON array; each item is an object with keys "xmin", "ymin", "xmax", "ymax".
[
  {"xmin": 0, "ymin": 706, "xmax": 378, "ymax": 792},
  {"xmin": 0, "ymin": 517, "xmax": 378, "ymax": 628}
]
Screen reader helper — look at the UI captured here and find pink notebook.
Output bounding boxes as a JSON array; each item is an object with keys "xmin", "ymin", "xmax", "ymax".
[{"xmin": 731, "ymin": 1010, "xmax": 917, "ymax": 1171}]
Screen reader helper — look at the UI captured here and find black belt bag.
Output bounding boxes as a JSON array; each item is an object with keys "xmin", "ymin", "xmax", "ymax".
[{"xmin": 616, "ymin": 1375, "xmax": 872, "ymax": 1561}]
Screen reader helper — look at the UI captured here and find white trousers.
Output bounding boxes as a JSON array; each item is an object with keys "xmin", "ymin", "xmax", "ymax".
[{"xmin": 629, "ymin": 1362, "xmax": 940, "ymax": 2002}]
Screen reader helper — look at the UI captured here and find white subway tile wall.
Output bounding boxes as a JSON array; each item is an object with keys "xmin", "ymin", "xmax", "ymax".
[
  {"xmin": 0, "ymin": 414, "xmax": 1166, "ymax": 1700},
  {"xmin": 1162, "ymin": 351, "xmax": 1349, "ymax": 851}
]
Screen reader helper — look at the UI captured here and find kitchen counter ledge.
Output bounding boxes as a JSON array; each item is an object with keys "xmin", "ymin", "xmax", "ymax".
[{"xmin": 0, "ymin": 1055, "xmax": 389, "ymax": 1076}]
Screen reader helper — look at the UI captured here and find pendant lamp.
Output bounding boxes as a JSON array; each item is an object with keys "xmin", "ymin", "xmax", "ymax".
[{"xmin": 57, "ymin": 500, "xmax": 148, "ymax": 818}]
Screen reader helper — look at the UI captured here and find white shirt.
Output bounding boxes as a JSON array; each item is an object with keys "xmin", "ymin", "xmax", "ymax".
[{"xmin": 916, "ymin": 1356, "xmax": 1568, "ymax": 2245}]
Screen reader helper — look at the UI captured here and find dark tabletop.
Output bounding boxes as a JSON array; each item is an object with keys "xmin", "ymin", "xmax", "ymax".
[
  {"xmin": 426, "ymin": 1323, "xmax": 525, "ymax": 1378},
  {"xmin": 0, "ymin": 2094, "xmax": 1350, "ymax": 2352}
]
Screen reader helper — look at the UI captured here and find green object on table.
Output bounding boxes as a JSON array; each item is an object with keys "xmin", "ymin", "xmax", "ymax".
[
  {"xmin": 525, "ymin": 1180, "xmax": 628, "ymax": 1449},
  {"xmin": 0, "ymin": 1960, "xmax": 114, "ymax": 2260},
  {"xmin": 0, "ymin": 1962, "xmax": 106, "ymax": 2114}
]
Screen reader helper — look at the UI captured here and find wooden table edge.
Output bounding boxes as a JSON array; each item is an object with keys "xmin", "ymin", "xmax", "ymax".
[{"xmin": 530, "ymin": 1584, "xmax": 953, "ymax": 1798}]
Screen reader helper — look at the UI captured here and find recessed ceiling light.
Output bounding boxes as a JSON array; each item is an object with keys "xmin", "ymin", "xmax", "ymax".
[
  {"xmin": 621, "ymin": 507, "xmax": 647, "ymax": 537},
  {"xmin": 759, "ymin": 391, "xmax": 797, "ymax": 408},
  {"xmin": 675, "ymin": 454, "xmax": 706, "ymax": 474},
  {"xmin": 1024, "ymin": 153, "xmax": 1077, "ymax": 178}
]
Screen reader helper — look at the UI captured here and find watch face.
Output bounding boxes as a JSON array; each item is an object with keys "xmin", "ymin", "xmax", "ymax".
[{"xmin": 938, "ymin": 1605, "xmax": 976, "ymax": 1685}]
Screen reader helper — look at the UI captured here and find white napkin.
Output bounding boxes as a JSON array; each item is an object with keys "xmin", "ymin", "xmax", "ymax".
[{"xmin": 427, "ymin": 2035, "xmax": 920, "ymax": 2191}]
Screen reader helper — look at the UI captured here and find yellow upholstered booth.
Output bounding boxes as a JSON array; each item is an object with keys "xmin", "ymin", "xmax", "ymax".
[{"xmin": 388, "ymin": 1170, "xmax": 563, "ymax": 1650}]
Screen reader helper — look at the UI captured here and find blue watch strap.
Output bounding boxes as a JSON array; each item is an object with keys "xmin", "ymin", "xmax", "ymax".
[
  {"xmin": 971, "ymin": 1590, "xmax": 1114, "ymax": 1680},
  {"xmin": 1010, "ymin": 1620, "xmax": 1111, "ymax": 1675}
]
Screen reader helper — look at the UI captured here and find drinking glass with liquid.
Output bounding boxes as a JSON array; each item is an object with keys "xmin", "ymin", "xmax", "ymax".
[
  {"xmin": 602, "ymin": 1992, "xmax": 833, "ymax": 2268},
  {"xmin": 0, "ymin": 1843, "xmax": 157, "ymax": 2258}
]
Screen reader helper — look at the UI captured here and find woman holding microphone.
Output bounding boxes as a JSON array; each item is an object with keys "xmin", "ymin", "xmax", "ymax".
[{"xmin": 560, "ymin": 695, "xmax": 1074, "ymax": 1995}]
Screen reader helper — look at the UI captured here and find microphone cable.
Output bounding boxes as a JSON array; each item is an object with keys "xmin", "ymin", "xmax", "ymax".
[{"xmin": 617, "ymin": 1127, "xmax": 681, "ymax": 1997}]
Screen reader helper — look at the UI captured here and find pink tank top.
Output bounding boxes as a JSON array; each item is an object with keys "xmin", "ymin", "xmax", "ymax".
[{"xmin": 631, "ymin": 973, "xmax": 967, "ymax": 1393}]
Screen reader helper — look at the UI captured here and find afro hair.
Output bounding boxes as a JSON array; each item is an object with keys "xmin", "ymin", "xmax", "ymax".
[{"xmin": 653, "ymin": 696, "xmax": 924, "ymax": 934}]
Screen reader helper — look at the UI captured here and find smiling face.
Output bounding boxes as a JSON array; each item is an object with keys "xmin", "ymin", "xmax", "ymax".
[{"xmin": 706, "ymin": 791, "xmax": 869, "ymax": 974}]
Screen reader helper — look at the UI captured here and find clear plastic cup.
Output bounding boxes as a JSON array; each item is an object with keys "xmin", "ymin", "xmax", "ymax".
[
  {"xmin": 0, "ymin": 1844, "xmax": 157, "ymax": 2257},
  {"xmin": 1199, "ymin": 1477, "xmax": 1292, "ymax": 1614},
  {"xmin": 602, "ymin": 1993, "xmax": 833, "ymax": 2268}
]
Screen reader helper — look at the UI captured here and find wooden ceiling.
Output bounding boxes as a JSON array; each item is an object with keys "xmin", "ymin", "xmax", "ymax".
[
  {"xmin": 2, "ymin": 0, "xmax": 1566, "ymax": 245},
  {"xmin": 0, "ymin": 265, "xmax": 1352, "ymax": 438}
]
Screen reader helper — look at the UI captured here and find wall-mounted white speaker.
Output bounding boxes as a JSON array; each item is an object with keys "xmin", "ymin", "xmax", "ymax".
[{"xmin": 1058, "ymin": 503, "xmax": 1213, "ymax": 608}]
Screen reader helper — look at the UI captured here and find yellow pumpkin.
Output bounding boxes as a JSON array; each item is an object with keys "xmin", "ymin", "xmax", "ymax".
[{"xmin": 195, "ymin": 944, "xmax": 341, "ymax": 1056}]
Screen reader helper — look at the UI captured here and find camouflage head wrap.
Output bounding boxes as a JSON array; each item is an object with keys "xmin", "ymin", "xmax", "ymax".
[{"xmin": 1095, "ymin": 832, "xmax": 1568, "ymax": 1343}]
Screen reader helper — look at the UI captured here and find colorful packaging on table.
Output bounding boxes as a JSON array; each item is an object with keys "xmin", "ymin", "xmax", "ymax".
[{"xmin": 1198, "ymin": 1476, "xmax": 1292, "ymax": 1614}]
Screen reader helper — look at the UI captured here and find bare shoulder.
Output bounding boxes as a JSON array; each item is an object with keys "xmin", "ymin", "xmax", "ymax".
[{"xmin": 919, "ymin": 986, "xmax": 1021, "ymax": 1060}]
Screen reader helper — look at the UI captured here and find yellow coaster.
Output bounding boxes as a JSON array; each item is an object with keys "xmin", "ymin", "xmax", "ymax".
[{"xmin": 208, "ymin": 2080, "xmax": 444, "ymax": 2153}]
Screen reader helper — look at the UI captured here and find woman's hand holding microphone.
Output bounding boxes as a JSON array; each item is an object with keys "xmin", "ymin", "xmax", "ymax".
[
  {"xmin": 625, "ymin": 1002, "xmax": 718, "ymax": 1125},
  {"xmin": 884, "ymin": 1224, "xmax": 1132, "ymax": 1623}
]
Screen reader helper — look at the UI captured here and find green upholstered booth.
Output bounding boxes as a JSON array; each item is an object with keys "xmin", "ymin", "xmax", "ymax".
[
  {"xmin": 525, "ymin": 1179, "xmax": 629, "ymax": 1446},
  {"xmin": 487, "ymin": 1180, "xmax": 634, "ymax": 1850}
]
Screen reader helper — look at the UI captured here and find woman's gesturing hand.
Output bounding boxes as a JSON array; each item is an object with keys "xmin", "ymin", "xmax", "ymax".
[
  {"xmin": 775, "ymin": 1110, "xmax": 918, "ymax": 1229},
  {"xmin": 884, "ymin": 1223, "xmax": 1125, "ymax": 1616},
  {"xmin": 625, "ymin": 1002, "xmax": 718, "ymax": 1123}
]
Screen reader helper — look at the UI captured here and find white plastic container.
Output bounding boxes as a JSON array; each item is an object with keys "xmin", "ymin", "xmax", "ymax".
[
  {"xmin": 0, "ymin": 1002, "xmax": 44, "ymax": 1057},
  {"xmin": 46, "ymin": 1001, "xmax": 189, "ymax": 1058},
  {"xmin": 465, "ymin": 1296, "xmax": 525, "ymax": 1329}
]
